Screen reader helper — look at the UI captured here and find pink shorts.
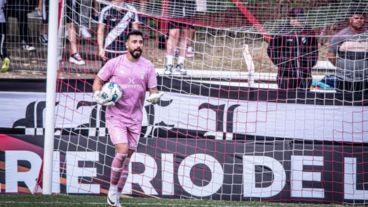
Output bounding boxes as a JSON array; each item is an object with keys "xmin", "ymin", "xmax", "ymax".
[{"xmin": 106, "ymin": 117, "xmax": 142, "ymax": 150}]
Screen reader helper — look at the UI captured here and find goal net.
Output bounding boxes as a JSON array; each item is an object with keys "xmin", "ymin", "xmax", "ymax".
[{"xmin": 42, "ymin": 0, "xmax": 368, "ymax": 204}]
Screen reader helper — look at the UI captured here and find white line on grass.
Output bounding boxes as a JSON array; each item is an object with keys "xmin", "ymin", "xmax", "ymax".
[{"xmin": 0, "ymin": 201, "xmax": 238, "ymax": 207}]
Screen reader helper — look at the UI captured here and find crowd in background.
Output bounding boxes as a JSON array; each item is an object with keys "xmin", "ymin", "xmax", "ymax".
[{"xmin": 0, "ymin": 0, "xmax": 367, "ymax": 93}]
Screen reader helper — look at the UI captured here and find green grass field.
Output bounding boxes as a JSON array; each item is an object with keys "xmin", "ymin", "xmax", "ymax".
[{"xmin": 0, "ymin": 195, "xmax": 346, "ymax": 207}]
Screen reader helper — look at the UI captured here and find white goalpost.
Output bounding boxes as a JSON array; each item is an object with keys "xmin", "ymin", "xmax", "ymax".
[{"xmin": 43, "ymin": 0, "xmax": 59, "ymax": 195}]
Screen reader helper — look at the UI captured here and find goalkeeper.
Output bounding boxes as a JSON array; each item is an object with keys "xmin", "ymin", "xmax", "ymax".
[{"xmin": 93, "ymin": 30, "xmax": 163, "ymax": 207}]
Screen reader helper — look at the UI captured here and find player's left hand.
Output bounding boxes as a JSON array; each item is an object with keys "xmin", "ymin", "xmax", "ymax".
[{"xmin": 146, "ymin": 92, "xmax": 164, "ymax": 104}]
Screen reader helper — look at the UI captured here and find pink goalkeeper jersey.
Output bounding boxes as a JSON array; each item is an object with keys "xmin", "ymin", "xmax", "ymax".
[{"xmin": 97, "ymin": 55, "xmax": 157, "ymax": 124}]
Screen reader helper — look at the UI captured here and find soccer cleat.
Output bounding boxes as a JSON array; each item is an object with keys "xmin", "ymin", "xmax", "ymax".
[
  {"xmin": 107, "ymin": 190, "xmax": 116, "ymax": 206},
  {"xmin": 22, "ymin": 41, "xmax": 36, "ymax": 51},
  {"xmin": 173, "ymin": 63, "xmax": 187, "ymax": 75},
  {"xmin": 39, "ymin": 34, "xmax": 48, "ymax": 46},
  {"xmin": 107, "ymin": 188, "xmax": 121, "ymax": 207},
  {"xmin": 164, "ymin": 64, "xmax": 173, "ymax": 75},
  {"xmin": 69, "ymin": 53, "xmax": 85, "ymax": 65},
  {"xmin": 186, "ymin": 46, "xmax": 194, "ymax": 58},
  {"xmin": 1, "ymin": 57, "xmax": 10, "ymax": 72},
  {"xmin": 80, "ymin": 26, "xmax": 92, "ymax": 39}
]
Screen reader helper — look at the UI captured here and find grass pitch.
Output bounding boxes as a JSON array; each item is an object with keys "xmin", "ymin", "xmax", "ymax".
[{"xmin": 0, "ymin": 194, "xmax": 345, "ymax": 207}]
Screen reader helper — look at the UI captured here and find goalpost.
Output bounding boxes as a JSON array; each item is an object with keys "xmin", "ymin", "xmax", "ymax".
[
  {"xmin": 41, "ymin": 0, "xmax": 368, "ymax": 204},
  {"xmin": 43, "ymin": 0, "xmax": 60, "ymax": 195}
]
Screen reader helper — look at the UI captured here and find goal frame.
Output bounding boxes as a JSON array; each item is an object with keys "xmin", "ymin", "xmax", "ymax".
[{"xmin": 43, "ymin": 0, "xmax": 60, "ymax": 195}]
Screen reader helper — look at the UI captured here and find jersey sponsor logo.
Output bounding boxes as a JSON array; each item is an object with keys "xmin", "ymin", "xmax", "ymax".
[
  {"xmin": 120, "ymin": 77, "xmax": 142, "ymax": 90},
  {"xmin": 128, "ymin": 77, "xmax": 136, "ymax": 84}
]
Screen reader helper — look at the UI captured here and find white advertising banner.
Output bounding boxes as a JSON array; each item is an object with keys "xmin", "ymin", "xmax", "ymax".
[{"xmin": 0, "ymin": 91, "xmax": 367, "ymax": 143}]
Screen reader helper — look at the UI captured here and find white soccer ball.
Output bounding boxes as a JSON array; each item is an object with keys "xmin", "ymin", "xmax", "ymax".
[{"xmin": 100, "ymin": 82, "xmax": 123, "ymax": 103}]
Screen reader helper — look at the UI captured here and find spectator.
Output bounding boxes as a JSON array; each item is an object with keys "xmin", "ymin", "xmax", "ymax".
[
  {"xmin": 186, "ymin": 28, "xmax": 195, "ymax": 58},
  {"xmin": 28, "ymin": 0, "xmax": 42, "ymax": 19},
  {"xmin": 79, "ymin": 0, "xmax": 92, "ymax": 39},
  {"xmin": 38, "ymin": 0, "xmax": 48, "ymax": 46},
  {"xmin": 164, "ymin": 0, "xmax": 196, "ymax": 75},
  {"xmin": 327, "ymin": 7, "xmax": 368, "ymax": 92},
  {"xmin": 137, "ymin": 0, "xmax": 148, "ymax": 12},
  {"xmin": 0, "ymin": 0, "xmax": 10, "ymax": 72},
  {"xmin": 92, "ymin": 0, "xmax": 101, "ymax": 23},
  {"xmin": 65, "ymin": 0, "xmax": 85, "ymax": 65},
  {"xmin": 267, "ymin": 8, "xmax": 318, "ymax": 90},
  {"xmin": 174, "ymin": 28, "xmax": 195, "ymax": 58},
  {"xmin": 6, "ymin": 0, "xmax": 36, "ymax": 51},
  {"xmin": 97, "ymin": 0, "xmax": 139, "ymax": 63}
]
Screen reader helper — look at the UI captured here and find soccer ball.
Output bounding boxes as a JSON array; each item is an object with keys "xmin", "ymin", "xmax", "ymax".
[{"xmin": 100, "ymin": 82, "xmax": 123, "ymax": 103}]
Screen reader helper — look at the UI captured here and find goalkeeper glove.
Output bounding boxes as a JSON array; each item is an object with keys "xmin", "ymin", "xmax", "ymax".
[
  {"xmin": 146, "ymin": 91, "xmax": 164, "ymax": 104},
  {"xmin": 94, "ymin": 91, "xmax": 115, "ymax": 106}
]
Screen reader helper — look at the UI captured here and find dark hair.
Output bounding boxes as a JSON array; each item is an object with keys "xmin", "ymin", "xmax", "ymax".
[
  {"xmin": 288, "ymin": 8, "xmax": 306, "ymax": 24},
  {"xmin": 126, "ymin": 30, "xmax": 144, "ymax": 41},
  {"xmin": 288, "ymin": 8, "xmax": 305, "ymax": 18}
]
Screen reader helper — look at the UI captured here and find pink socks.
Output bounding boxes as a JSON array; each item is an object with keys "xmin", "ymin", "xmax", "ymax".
[
  {"xmin": 110, "ymin": 153, "xmax": 127, "ymax": 185},
  {"xmin": 110, "ymin": 153, "xmax": 132, "ymax": 193},
  {"xmin": 117, "ymin": 157, "xmax": 130, "ymax": 192}
]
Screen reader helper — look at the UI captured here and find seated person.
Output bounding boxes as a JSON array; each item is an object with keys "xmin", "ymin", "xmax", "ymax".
[
  {"xmin": 79, "ymin": 0, "xmax": 93, "ymax": 39},
  {"xmin": 38, "ymin": 0, "xmax": 48, "ymax": 46},
  {"xmin": 327, "ymin": 7, "xmax": 368, "ymax": 92},
  {"xmin": 65, "ymin": 0, "xmax": 85, "ymax": 65}
]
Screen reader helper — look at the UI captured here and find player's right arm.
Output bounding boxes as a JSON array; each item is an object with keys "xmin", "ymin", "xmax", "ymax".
[
  {"xmin": 93, "ymin": 63, "xmax": 115, "ymax": 106},
  {"xmin": 93, "ymin": 75, "xmax": 104, "ymax": 93},
  {"xmin": 93, "ymin": 75, "xmax": 115, "ymax": 106},
  {"xmin": 93, "ymin": 76, "xmax": 105, "ymax": 105}
]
